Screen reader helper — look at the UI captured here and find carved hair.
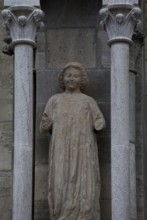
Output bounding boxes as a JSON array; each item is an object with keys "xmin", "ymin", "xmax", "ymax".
[{"xmin": 58, "ymin": 62, "xmax": 89, "ymax": 91}]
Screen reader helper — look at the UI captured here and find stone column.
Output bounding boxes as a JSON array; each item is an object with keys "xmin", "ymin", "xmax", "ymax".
[
  {"xmin": 2, "ymin": 5, "xmax": 44, "ymax": 220},
  {"xmin": 99, "ymin": 4, "xmax": 141, "ymax": 220}
]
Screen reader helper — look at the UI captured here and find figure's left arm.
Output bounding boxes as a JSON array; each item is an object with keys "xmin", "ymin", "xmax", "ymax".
[{"xmin": 90, "ymin": 98, "xmax": 106, "ymax": 131}]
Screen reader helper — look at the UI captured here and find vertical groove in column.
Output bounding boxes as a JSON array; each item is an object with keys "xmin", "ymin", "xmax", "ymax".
[{"xmin": 129, "ymin": 72, "xmax": 137, "ymax": 220}]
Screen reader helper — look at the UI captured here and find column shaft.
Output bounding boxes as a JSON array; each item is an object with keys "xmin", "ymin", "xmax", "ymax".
[
  {"xmin": 111, "ymin": 42, "xmax": 130, "ymax": 220},
  {"xmin": 13, "ymin": 45, "xmax": 33, "ymax": 220}
]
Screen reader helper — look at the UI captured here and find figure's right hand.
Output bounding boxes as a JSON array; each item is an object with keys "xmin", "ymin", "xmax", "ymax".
[{"xmin": 40, "ymin": 113, "xmax": 51, "ymax": 133}]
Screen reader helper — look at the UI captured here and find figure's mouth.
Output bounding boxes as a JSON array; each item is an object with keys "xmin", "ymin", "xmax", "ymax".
[{"xmin": 68, "ymin": 81, "xmax": 75, "ymax": 84}]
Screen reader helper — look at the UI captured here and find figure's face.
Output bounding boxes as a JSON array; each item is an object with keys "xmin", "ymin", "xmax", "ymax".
[{"xmin": 63, "ymin": 67, "xmax": 81, "ymax": 91}]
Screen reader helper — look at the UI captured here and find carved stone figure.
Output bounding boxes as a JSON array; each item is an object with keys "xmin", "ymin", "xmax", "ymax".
[{"xmin": 40, "ymin": 62, "xmax": 105, "ymax": 220}]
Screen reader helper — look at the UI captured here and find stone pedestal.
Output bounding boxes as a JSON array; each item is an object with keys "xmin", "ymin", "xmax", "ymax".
[
  {"xmin": 2, "ymin": 6, "xmax": 44, "ymax": 220},
  {"xmin": 100, "ymin": 4, "xmax": 141, "ymax": 220}
]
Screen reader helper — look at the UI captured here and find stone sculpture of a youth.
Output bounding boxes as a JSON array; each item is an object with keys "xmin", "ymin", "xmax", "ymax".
[{"xmin": 40, "ymin": 62, "xmax": 105, "ymax": 220}]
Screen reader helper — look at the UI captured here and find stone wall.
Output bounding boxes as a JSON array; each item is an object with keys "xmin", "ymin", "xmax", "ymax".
[{"xmin": 0, "ymin": 0, "xmax": 13, "ymax": 219}]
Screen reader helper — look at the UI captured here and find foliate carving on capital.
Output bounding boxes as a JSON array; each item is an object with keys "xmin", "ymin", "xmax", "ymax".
[
  {"xmin": 99, "ymin": 5, "xmax": 141, "ymax": 45},
  {"xmin": 1, "ymin": 8, "xmax": 44, "ymax": 47}
]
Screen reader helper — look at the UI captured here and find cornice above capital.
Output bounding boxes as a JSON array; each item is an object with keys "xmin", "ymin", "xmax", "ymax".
[
  {"xmin": 99, "ymin": 4, "xmax": 141, "ymax": 45},
  {"xmin": 1, "ymin": 6, "xmax": 44, "ymax": 48}
]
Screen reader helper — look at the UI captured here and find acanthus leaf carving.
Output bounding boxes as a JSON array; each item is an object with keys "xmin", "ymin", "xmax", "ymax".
[
  {"xmin": 99, "ymin": 5, "xmax": 142, "ymax": 45},
  {"xmin": 1, "ymin": 7, "xmax": 44, "ymax": 48}
]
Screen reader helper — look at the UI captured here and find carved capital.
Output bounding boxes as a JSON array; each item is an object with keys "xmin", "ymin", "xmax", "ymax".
[
  {"xmin": 99, "ymin": 4, "xmax": 141, "ymax": 45},
  {"xmin": 1, "ymin": 6, "xmax": 44, "ymax": 48}
]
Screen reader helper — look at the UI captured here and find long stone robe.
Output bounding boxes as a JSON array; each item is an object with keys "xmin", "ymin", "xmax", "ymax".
[{"xmin": 40, "ymin": 92, "xmax": 105, "ymax": 220}]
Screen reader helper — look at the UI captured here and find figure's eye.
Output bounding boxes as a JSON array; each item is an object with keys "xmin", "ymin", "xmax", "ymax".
[{"xmin": 66, "ymin": 73, "xmax": 71, "ymax": 77}]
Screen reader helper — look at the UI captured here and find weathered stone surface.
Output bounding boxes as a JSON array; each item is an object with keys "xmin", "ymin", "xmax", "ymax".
[
  {"xmin": 36, "ymin": 32, "xmax": 46, "ymax": 52},
  {"xmin": 35, "ymin": 137, "xmax": 49, "ymax": 165},
  {"xmin": 35, "ymin": 53, "xmax": 46, "ymax": 71},
  {"xmin": 100, "ymin": 199, "xmax": 111, "ymax": 220},
  {"xmin": 98, "ymin": 136, "xmax": 111, "ymax": 163},
  {"xmin": 0, "ymin": 196, "xmax": 12, "ymax": 220},
  {"xmin": 97, "ymin": 30, "xmax": 110, "ymax": 68},
  {"xmin": 0, "ymin": 172, "xmax": 12, "ymax": 220},
  {"xmin": 86, "ymin": 69, "xmax": 110, "ymax": 102},
  {"xmin": 0, "ymin": 172, "xmax": 12, "ymax": 196},
  {"xmin": 0, "ymin": 146, "xmax": 12, "ymax": 170},
  {"xmin": 42, "ymin": 0, "xmax": 101, "ymax": 28},
  {"xmin": 0, "ymin": 122, "xmax": 13, "ymax": 149},
  {"xmin": 100, "ymin": 164, "xmax": 111, "ymax": 200},
  {"xmin": 0, "ymin": 102, "xmax": 13, "ymax": 121},
  {"xmin": 34, "ymin": 165, "xmax": 48, "ymax": 201},
  {"xmin": 46, "ymin": 29, "xmax": 96, "ymax": 68},
  {"xmin": 34, "ymin": 200, "xmax": 49, "ymax": 220}
]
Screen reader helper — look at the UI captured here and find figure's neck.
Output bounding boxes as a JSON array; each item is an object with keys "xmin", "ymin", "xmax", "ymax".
[{"xmin": 64, "ymin": 88, "xmax": 81, "ymax": 94}]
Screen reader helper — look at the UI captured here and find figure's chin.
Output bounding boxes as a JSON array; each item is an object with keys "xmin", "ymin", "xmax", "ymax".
[{"xmin": 67, "ymin": 85, "xmax": 76, "ymax": 90}]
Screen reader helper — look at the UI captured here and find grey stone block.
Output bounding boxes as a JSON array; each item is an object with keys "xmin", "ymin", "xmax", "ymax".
[
  {"xmin": 0, "ymin": 122, "xmax": 13, "ymax": 149},
  {"xmin": 46, "ymin": 29, "xmax": 96, "ymax": 68},
  {"xmin": 35, "ymin": 53, "xmax": 46, "ymax": 71},
  {"xmin": 35, "ymin": 137, "xmax": 49, "ymax": 166},
  {"xmin": 0, "ymin": 172, "xmax": 12, "ymax": 220},
  {"xmin": 136, "ymin": 196, "xmax": 145, "ymax": 220},
  {"xmin": 36, "ymin": 32, "xmax": 46, "ymax": 53},
  {"xmin": 0, "ymin": 146, "xmax": 12, "ymax": 170},
  {"xmin": 36, "ymin": 70, "xmax": 61, "ymax": 105},
  {"xmin": 42, "ymin": 0, "xmax": 101, "ymax": 28},
  {"xmin": 100, "ymin": 199, "xmax": 111, "ymax": 220},
  {"xmin": 86, "ymin": 69, "xmax": 110, "ymax": 102},
  {"xmin": 97, "ymin": 30, "xmax": 110, "ymax": 68},
  {"xmin": 34, "ymin": 165, "xmax": 48, "ymax": 201},
  {"xmin": 0, "ymin": 196, "xmax": 12, "ymax": 220},
  {"xmin": 34, "ymin": 200, "xmax": 49, "ymax": 219},
  {"xmin": 0, "ymin": 172, "xmax": 12, "ymax": 196},
  {"xmin": 0, "ymin": 102, "xmax": 13, "ymax": 122},
  {"xmin": 98, "ymin": 136, "xmax": 111, "ymax": 163},
  {"xmin": 100, "ymin": 163, "xmax": 111, "ymax": 200}
]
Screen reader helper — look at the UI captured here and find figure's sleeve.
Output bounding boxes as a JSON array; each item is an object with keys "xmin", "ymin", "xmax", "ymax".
[
  {"xmin": 90, "ymin": 98, "xmax": 106, "ymax": 131},
  {"xmin": 40, "ymin": 97, "xmax": 53, "ymax": 133}
]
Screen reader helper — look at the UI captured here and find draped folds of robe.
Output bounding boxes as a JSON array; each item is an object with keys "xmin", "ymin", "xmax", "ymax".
[{"xmin": 40, "ymin": 92, "xmax": 105, "ymax": 220}]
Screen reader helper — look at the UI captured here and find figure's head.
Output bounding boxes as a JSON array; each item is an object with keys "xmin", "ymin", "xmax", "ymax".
[{"xmin": 58, "ymin": 62, "xmax": 89, "ymax": 91}]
